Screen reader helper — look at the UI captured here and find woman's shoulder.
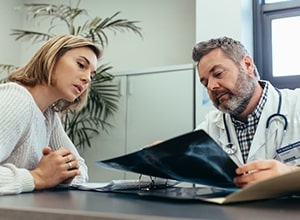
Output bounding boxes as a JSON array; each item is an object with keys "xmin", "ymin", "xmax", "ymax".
[
  {"xmin": 0, "ymin": 82, "xmax": 37, "ymax": 116},
  {"xmin": 0, "ymin": 81, "xmax": 28, "ymax": 91},
  {"xmin": 0, "ymin": 82, "xmax": 33, "ymax": 101}
]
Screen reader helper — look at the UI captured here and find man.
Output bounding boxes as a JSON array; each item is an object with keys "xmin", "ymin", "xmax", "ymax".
[{"xmin": 193, "ymin": 36, "xmax": 300, "ymax": 187}]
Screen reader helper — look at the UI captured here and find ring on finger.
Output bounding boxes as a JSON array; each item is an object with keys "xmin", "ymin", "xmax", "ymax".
[
  {"xmin": 68, "ymin": 162, "xmax": 73, "ymax": 169},
  {"xmin": 67, "ymin": 155, "xmax": 72, "ymax": 162}
]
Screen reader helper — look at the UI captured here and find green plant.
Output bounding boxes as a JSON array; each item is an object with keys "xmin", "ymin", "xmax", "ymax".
[{"xmin": 1, "ymin": 1, "xmax": 143, "ymax": 148}]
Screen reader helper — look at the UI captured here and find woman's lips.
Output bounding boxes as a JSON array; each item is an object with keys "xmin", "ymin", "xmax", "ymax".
[{"xmin": 74, "ymin": 84, "xmax": 83, "ymax": 94}]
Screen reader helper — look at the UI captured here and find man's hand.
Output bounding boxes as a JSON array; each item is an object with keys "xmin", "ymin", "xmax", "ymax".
[
  {"xmin": 234, "ymin": 159, "xmax": 299, "ymax": 187},
  {"xmin": 30, "ymin": 147, "xmax": 80, "ymax": 190}
]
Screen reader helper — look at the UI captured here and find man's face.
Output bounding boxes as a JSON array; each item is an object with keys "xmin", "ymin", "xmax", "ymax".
[{"xmin": 197, "ymin": 48, "xmax": 256, "ymax": 116}]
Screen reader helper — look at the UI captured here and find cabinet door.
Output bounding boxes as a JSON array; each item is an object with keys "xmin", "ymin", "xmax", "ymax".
[
  {"xmin": 78, "ymin": 76, "xmax": 128, "ymax": 182},
  {"xmin": 126, "ymin": 69, "xmax": 194, "ymax": 152},
  {"xmin": 195, "ymin": 71, "xmax": 214, "ymax": 125},
  {"xmin": 125, "ymin": 69, "xmax": 194, "ymax": 178},
  {"xmin": 79, "ymin": 67, "xmax": 195, "ymax": 181}
]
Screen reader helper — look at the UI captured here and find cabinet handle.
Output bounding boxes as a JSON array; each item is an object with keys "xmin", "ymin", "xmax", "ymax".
[
  {"xmin": 118, "ymin": 79, "xmax": 125, "ymax": 96},
  {"xmin": 127, "ymin": 78, "xmax": 133, "ymax": 95}
]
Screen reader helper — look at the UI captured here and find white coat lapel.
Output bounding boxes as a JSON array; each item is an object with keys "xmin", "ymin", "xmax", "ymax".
[
  {"xmin": 248, "ymin": 84, "xmax": 283, "ymax": 161},
  {"xmin": 217, "ymin": 114, "xmax": 244, "ymax": 166}
]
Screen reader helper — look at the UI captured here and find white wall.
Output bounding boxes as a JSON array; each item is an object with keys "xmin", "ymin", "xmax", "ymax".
[
  {"xmin": 0, "ymin": 0, "xmax": 22, "ymax": 67},
  {"xmin": 5, "ymin": 0, "xmax": 196, "ymax": 74},
  {"xmin": 0, "ymin": 0, "xmax": 253, "ymax": 181},
  {"xmin": 0, "ymin": 0, "xmax": 252, "ymax": 84},
  {"xmin": 195, "ymin": 0, "xmax": 253, "ymax": 124},
  {"xmin": 196, "ymin": 0, "xmax": 253, "ymax": 52}
]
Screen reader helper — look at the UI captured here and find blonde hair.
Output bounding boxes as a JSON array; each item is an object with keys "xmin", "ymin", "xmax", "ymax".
[{"xmin": 8, "ymin": 35, "xmax": 101, "ymax": 112}]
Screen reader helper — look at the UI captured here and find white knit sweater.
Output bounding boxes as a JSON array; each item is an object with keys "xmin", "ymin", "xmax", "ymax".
[{"xmin": 0, "ymin": 82, "xmax": 88, "ymax": 195}]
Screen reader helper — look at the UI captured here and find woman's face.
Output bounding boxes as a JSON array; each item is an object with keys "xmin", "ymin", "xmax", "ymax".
[{"xmin": 51, "ymin": 47, "xmax": 98, "ymax": 102}]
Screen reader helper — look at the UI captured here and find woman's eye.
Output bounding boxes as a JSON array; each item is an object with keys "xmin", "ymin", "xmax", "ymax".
[
  {"xmin": 90, "ymin": 72, "xmax": 96, "ymax": 80},
  {"xmin": 77, "ymin": 62, "xmax": 85, "ymax": 69}
]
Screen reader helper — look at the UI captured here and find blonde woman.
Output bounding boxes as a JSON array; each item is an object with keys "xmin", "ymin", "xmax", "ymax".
[{"xmin": 0, "ymin": 35, "xmax": 101, "ymax": 194}]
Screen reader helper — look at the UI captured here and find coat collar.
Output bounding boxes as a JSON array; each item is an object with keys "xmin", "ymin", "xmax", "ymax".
[
  {"xmin": 217, "ymin": 81, "xmax": 284, "ymax": 164},
  {"xmin": 247, "ymin": 82, "xmax": 287, "ymax": 160}
]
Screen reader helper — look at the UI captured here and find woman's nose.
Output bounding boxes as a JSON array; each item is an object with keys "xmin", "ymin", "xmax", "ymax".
[{"xmin": 80, "ymin": 72, "xmax": 91, "ymax": 84}]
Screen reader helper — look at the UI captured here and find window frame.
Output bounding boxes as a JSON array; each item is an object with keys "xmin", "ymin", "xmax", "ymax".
[{"xmin": 253, "ymin": 0, "xmax": 300, "ymax": 89}]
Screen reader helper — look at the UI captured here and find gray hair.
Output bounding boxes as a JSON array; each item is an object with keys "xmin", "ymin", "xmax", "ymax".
[{"xmin": 192, "ymin": 36, "xmax": 259, "ymax": 78}]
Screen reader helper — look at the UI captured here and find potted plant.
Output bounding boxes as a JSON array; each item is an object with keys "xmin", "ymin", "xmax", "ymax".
[{"xmin": 0, "ymin": 1, "xmax": 143, "ymax": 148}]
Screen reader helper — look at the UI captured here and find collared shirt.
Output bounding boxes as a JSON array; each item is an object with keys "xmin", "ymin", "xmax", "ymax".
[{"xmin": 231, "ymin": 81, "xmax": 268, "ymax": 163}]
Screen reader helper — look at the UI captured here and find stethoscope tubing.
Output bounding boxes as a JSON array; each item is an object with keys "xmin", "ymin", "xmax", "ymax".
[{"xmin": 223, "ymin": 88, "xmax": 288, "ymax": 155}]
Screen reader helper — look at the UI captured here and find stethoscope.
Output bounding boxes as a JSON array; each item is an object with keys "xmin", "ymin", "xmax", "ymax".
[{"xmin": 223, "ymin": 89, "xmax": 288, "ymax": 155}]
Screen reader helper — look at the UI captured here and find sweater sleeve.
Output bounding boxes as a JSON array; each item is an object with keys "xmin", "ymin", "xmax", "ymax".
[
  {"xmin": 0, "ymin": 83, "xmax": 36, "ymax": 194},
  {"xmin": 49, "ymin": 111, "xmax": 89, "ymax": 183},
  {"xmin": 0, "ymin": 165, "xmax": 34, "ymax": 195}
]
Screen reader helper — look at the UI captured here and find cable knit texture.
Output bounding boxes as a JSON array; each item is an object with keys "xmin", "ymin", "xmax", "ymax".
[{"xmin": 0, "ymin": 82, "xmax": 88, "ymax": 195}]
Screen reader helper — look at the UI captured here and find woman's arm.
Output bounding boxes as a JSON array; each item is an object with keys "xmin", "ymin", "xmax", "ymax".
[
  {"xmin": 0, "ymin": 83, "xmax": 35, "ymax": 194},
  {"xmin": 49, "ymin": 112, "xmax": 89, "ymax": 184}
]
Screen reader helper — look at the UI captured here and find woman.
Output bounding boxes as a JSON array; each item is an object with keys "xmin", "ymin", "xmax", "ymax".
[{"xmin": 0, "ymin": 35, "xmax": 101, "ymax": 194}]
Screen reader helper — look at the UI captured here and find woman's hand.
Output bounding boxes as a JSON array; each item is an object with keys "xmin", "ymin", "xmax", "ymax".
[
  {"xmin": 30, "ymin": 147, "xmax": 80, "ymax": 190},
  {"xmin": 233, "ymin": 159, "xmax": 299, "ymax": 187}
]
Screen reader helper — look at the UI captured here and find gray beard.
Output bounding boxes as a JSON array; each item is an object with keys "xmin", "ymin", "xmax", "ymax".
[{"xmin": 215, "ymin": 69, "xmax": 257, "ymax": 116}]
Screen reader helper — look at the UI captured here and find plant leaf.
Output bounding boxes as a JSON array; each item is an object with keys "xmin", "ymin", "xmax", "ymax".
[{"xmin": 7, "ymin": 1, "xmax": 143, "ymax": 148}]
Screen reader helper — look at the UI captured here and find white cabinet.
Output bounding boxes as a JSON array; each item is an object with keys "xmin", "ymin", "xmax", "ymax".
[
  {"xmin": 79, "ymin": 64, "xmax": 195, "ymax": 181},
  {"xmin": 194, "ymin": 70, "xmax": 215, "ymax": 125}
]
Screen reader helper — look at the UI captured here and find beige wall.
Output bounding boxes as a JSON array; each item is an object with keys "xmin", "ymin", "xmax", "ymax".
[
  {"xmin": 196, "ymin": 0, "xmax": 253, "ymax": 54},
  {"xmin": 195, "ymin": 0, "xmax": 253, "ymax": 124},
  {"xmin": 0, "ymin": 0, "xmax": 196, "ymax": 74},
  {"xmin": 0, "ymin": 0, "xmax": 252, "ymax": 74},
  {"xmin": 0, "ymin": 0, "xmax": 22, "ymax": 67}
]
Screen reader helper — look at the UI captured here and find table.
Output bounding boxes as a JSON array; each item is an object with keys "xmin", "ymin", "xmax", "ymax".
[{"xmin": 0, "ymin": 189, "xmax": 300, "ymax": 220}]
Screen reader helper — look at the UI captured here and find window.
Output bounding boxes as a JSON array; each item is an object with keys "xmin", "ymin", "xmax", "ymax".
[
  {"xmin": 253, "ymin": 0, "xmax": 300, "ymax": 89},
  {"xmin": 265, "ymin": 0, "xmax": 291, "ymax": 3}
]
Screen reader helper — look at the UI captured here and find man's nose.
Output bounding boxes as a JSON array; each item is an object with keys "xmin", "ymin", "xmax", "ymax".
[{"xmin": 207, "ymin": 79, "xmax": 219, "ymax": 91}]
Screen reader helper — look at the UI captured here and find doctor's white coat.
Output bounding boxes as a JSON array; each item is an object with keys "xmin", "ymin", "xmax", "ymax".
[{"xmin": 196, "ymin": 81, "xmax": 300, "ymax": 167}]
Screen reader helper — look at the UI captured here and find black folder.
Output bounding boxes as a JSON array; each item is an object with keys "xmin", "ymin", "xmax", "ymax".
[
  {"xmin": 96, "ymin": 130, "xmax": 300, "ymax": 204},
  {"xmin": 97, "ymin": 129, "xmax": 238, "ymax": 189}
]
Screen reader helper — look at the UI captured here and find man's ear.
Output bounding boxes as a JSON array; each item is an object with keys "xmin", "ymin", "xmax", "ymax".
[{"xmin": 242, "ymin": 55, "xmax": 256, "ymax": 77}]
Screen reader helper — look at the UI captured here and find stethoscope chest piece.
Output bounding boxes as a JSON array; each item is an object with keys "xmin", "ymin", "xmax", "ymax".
[
  {"xmin": 223, "ymin": 114, "xmax": 238, "ymax": 155},
  {"xmin": 222, "ymin": 88, "xmax": 287, "ymax": 156},
  {"xmin": 223, "ymin": 143, "xmax": 237, "ymax": 155}
]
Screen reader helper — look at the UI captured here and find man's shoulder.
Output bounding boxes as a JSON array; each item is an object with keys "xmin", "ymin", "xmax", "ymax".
[
  {"xmin": 196, "ymin": 109, "xmax": 222, "ymax": 130},
  {"xmin": 205, "ymin": 109, "xmax": 222, "ymax": 118}
]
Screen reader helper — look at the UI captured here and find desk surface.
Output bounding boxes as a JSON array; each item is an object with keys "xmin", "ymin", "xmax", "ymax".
[{"xmin": 0, "ymin": 189, "xmax": 300, "ymax": 220}]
